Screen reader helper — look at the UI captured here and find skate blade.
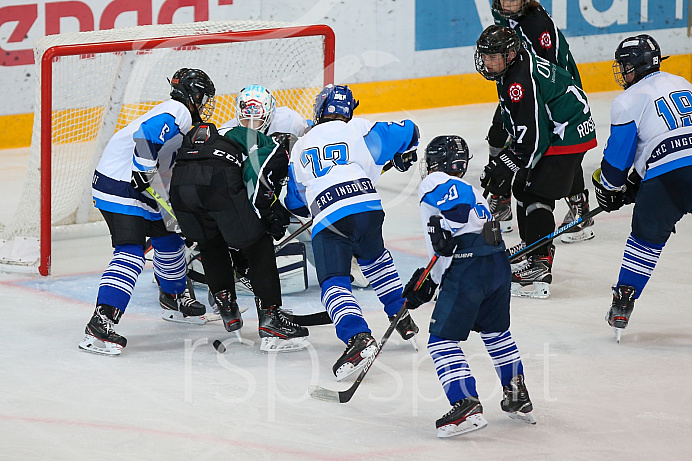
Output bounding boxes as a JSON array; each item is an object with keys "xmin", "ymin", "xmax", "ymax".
[
  {"xmin": 78, "ymin": 335, "xmax": 122, "ymax": 356},
  {"xmin": 505, "ymin": 410, "xmax": 537, "ymax": 425},
  {"xmin": 614, "ymin": 327, "xmax": 623, "ymax": 343},
  {"xmin": 511, "ymin": 282, "xmax": 550, "ymax": 299},
  {"xmin": 161, "ymin": 309, "xmax": 207, "ymax": 325},
  {"xmin": 260, "ymin": 336, "xmax": 310, "ymax": 353},
  {"xmin": 560, "ymin": 228, "xmax": 595, "ymax": 244},
  {"xmin": 202, "ymin": 312, "xmax": 221, "ymax": 322},
  {"xmin": 407, "ymin": 336, "xmax": 419, "ymax": 352},
  {"xmin": 437, "ymin": 414, "xmax": 488, "ymax": 438}
]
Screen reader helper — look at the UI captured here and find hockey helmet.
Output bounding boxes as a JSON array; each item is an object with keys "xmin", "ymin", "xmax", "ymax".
[
  {"xmin": 492, "ymin": 0, "xmax": 530, "ymax": 19},
  {"xmin": 613, "ymin": 34, "xmax": 666, "ymax": 89},
  {"xmin": 475, "ymin": 25, "xmax": 521, "ymax": 81},
  {"xmin": 170, "ymin": 68, "xmax": 216, "ymax": 122},
  {"xmin": 424, "ymin": 135, "xmax": 472, "ymax": 178},
  {"xmin": 313, "ymin": 84, "xmax": 359, "ymax": 125},
  {"xmin": 235, "ymin": 84, "xmax": 277, "ymax": 134}
]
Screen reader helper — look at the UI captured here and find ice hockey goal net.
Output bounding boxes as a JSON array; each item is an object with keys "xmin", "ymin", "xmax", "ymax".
[{"xmin": 0, "ymin": 20, "xmax": 334, "ymax": 275}]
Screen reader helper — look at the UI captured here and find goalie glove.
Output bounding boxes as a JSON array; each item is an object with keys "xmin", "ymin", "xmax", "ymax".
[
  {"xmin": 592, "ymin": 168, "xmax": 625, "ymax": 212},
  {"xmin": 427, "ymin": 215, "xmax": 456, "ymax": 257},
  {"xmin": 131, "ymin": 167, "xmax": 158, "ymax": 193},
  {"xmin": 479, "ymin": 148, "xmax": 522, "ymax": 197},
  {"xmin": 401, "ymin": 267, "xmax": 438, "ymax": 310}
]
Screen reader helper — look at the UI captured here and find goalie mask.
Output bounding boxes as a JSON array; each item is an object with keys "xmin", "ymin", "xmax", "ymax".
[
  {"xmin": 423, "ymin": 135, "xmax": 472, "ymax": 178},
  {"xmin": 475, "ymin": 25, "xmax": 521, "ymax": 81},
  {"xmin": 170, "ymin": 68, "xmax": 216, "ymax": 123},
  {"xmin": 613, "ymin": 34, "xmax": 666, "ymax": 89},
  {"xmin": 313, "ymin": 84, "xmax": 359, "ymax": 125},
  {"xmin": 235, "ymin": 84, "xmax": 277, "ymax": 134}
]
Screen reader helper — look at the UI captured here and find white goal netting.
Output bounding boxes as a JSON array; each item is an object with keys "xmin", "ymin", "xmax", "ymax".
[{"xmin": 0, "ymin": 20, "xmax": 333, "ymax": 274}]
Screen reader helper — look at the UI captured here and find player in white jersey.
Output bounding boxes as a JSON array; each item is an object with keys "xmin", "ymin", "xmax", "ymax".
[
  {"xmin": 592, "ymin": 35, "xmax": 692, "ymax": 342},
  {"xmin": 403, "ymin": 135, "xmax": 534, "ymax": 437},
  {"xmin": 79, "ymin": 68, "xmax": 216, "ymax": 356},
  {"xmin": 285, "ymin": 84, "xmax": 420, "ymax": 380}
]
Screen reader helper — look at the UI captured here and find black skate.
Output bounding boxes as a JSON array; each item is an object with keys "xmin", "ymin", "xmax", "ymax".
[
  {"xmin": 214, "ymin": 290, "xmax": 243, "ymax": 333},
  {"xmin": 560, "ymin": 190, "xmax": 595, "ymax": 243},
  {"xmin": 160, "ymin": 287, "xmax": 206, "ymax": 325},
  {"xmin": 333, "ymin": 332, "xmax": 377, "ymax": 381},
  {"xmin": 436, "ymin": 396, "xmax": 488, "ymax": 438},
  {"xmin": 506, "ymin": 240, "xmax": 527, "ymax": 266},
  {"xmin": 79, "ymin": 304, "xmax": 127, "ymax": 356},
  {"xmin": 501, "ymin": 374, "xmax": 536, "ymax": 424},
  {"xmin": 606, "ymin": 285, "xmax": 636, "ymax": 343},
  {"xmin": 511, "ymin": 246, "xmax": 554, "ymax": 299},
  {"xmin": 488, "ymin": 194, "xmax": 513, "ymax": 233},
  {"xmin": 389, "ymin": 310, "xmax": 419, "ymax": 351},
  {"xmin": 206, "ymin": 289, "xmax": 250, "ymax": 322},
  {"xmin": 257, "ymin": 300, "xmax": 309, "ymax": 352}
]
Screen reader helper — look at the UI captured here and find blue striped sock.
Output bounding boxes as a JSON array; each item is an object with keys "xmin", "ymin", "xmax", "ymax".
[
  {"xmin": 151, "ymin": 233, "xmax": 187, "ymax": 295},
  {"xmin": 428, "ymin": 334, "xmax": 477, "ymax": 405},
  {"xmin": 618, "ymin": 233, "xmax": 664, "ymax": 298},
  {"xmin": 358, "ymin": 249, "xmax": 405, "ymax": 317},
  {"xmin": 321, "ymin": 276, "xmax": 369, "ymax": 344},
  {"xmin": 481, "ymin": 330, "xmax": 524, "ymax": 386},
  {"xmin": 96, "ymin": 244, "xmax": 145, "ymax": 312}
]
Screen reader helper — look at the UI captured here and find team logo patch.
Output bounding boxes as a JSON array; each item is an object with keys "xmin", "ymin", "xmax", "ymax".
[
  {"xmin": 539, "ymin": 31, "xmax": 552, "ymax": 50},
  {"xmin": 508, "ymin": 83, "xmax": 524, "ymax": 102}
]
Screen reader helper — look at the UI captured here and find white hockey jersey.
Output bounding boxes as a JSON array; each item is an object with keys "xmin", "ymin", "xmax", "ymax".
[
  {"xmin": 92, "ymin": 99, "xmax": 192, "ymax": 220},
  {"xmin": 418, "ymin": 172, "xmax": 493, "ymax": 284},
  {"xmin": 286, "ymin": 117, "xmax": 418, "ymax": 236},
  {"xmin": 218, "ymin": 106, "xmax": 309, "ymax": 137},
  {"xmin": 601, "ymin": 71, "xmax": 692, "ymax": 188}
]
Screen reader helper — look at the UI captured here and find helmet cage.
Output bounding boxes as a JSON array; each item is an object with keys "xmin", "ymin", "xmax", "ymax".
[
  {"xmin": 235, "ymin": 85, "xmax": 276, "ymax": 134},
  {"xmin": 491, "ymin": 0, "xmax": 529, "ymax": 19},
  {"xmin": 170, "ymin": 68, "xmax": 216, "ymax": 122},
  {"xmin": 612, "ymin": 35, "xmax": 662, "ymax": 89},
  {"xmin": 475, "ymin": 26, "xmax": 521, "ymax": 81}
]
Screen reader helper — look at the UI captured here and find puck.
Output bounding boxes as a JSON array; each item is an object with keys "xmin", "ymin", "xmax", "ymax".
[{"xmin": 212, "ymin": 340, "xmax": 226, "ymax": 353}]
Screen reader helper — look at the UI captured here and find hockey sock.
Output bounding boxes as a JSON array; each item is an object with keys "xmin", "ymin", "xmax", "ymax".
[
  {"xmin": 358, "ymin": 249, "xmax": 405, "ymax": 317},
  {"xmin": 481, "ymin": 330, "xmax": 524, "ymax": 387},
  {"xmin": 198, "ymin": 235, "xmax": 235, "ymax": 296},
  {"xmin": 321, "ymin": 276, "xmax": 370, "ymax": 344},
  {"xmin": 96, "ymin": 244, "xmax": 145, "ymax": 312},
  {"xmin": 151, "ymin": 233, "xmax": 187, "ymax": 295},
  {"xmin": 524, "ymin": 202, "xmax": 555, "ymax": 254},
  {"xmin": 428, "ymin": 334, "xmax": 478, "ymax": 405},
  {"xmin": 617, "ymin": 233, "xmax": 664, "ymax": 299}
]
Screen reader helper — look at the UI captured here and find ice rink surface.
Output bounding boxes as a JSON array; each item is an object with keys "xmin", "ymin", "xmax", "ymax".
[{"xmin": 1, "ymin": 92, "xmax": 691, "ymax": 460}]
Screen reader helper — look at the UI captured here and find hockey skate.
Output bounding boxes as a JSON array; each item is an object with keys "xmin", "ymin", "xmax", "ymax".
[
  {"xmin": 257, "ymin": 300, "xmax": 310, "ymax": 352},
  {"xmin": 333, "ymin": 332, "xmax": 377, "ymax": 381},
  {"xmin": 506, "ymin": 240, "xmax": 527, "ymax": 269},
  {"xmin": 606, "ymin": 285, "xmax": 636, "ymax": 343},
  {"xmin": 560, "ymin": 191, "xmax": 595, "ymax": 243},
  {"xmin": 214, "ymin": 290, "xmax": 243, "ymax": 332},
  {"xmin": 206, "ymin": 289, "xmax": 249, "ymax": 321},
  {"xmin": 501, "ymin": 374, "xmax": 536, "ymax": 424},
  {"xmin": 160, "ymin": 287, "xmax": 206, "ymax": 324},
  {"xmin": 488, "ymin": 194, "xmax": 513, "ymax": 233},
  {"xmin": 389, "ymin": 310, "xmax": 419, "ymax": 351},
  {"xmin": 511, "ymin": 246, "xmax": 554, "ymax": 299},
  {"xmin": 79, "ymin": 304, "xmax": 127, "ymax": 356},
  {"xmin": 436, "ymin": 396, "xmax": 488, "ymax": 438}
]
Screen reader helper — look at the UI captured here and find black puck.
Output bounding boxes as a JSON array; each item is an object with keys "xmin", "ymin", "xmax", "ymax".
[{"xmin": 212, "ymin": 340, "xmax": 226, "ymax": 353}]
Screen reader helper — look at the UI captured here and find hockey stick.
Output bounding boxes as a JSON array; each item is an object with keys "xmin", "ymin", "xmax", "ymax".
[
  {"xmin": 508, "ymin": 206, "xmax": 604, "ymax": 263},
  {"xmin": 308, "ymin": 254, "xmax": 440, "ymax": 404},
  {"xmin": 145, "ymin": 186, "xmax": 179, "ymax": 232}
]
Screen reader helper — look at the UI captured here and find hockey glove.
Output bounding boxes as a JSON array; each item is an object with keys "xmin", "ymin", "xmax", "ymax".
[
  {"xmin": 131, "ymin": 168, "xmax": 158, "ymax": 193},
  {"xmin": 260, "ymin": 199, "xmax": 291, "ymax": 241},
  {"xmin": 401, "ymin": 267, "xmax": 438, "ymax": 310},
  {"xmin": 270, "ymin": 132, "xmax": 298, "ymax": 156},
  {"xmin": 393, "ymin": 148, "xmax": 418, "ymax": 172},
  {"xmin": 479, "ymin": 148, "xmax": 522, "ymax": 197},
  {"xmin": 592, "ymin": 168, "xmax": 625, "ymax": 212},
  {"xmin": 427, "ymin": 215, "xmax": 456, "ymax": 257},
  {"xmin": 623, "ymin": 170, "xmax": 642, "ymax": 205}
]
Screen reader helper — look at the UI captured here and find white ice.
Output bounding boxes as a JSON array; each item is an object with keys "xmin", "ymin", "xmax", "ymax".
[{"xmin": 1, "ymin": 92, "xmax": 691, "ymax": 460}]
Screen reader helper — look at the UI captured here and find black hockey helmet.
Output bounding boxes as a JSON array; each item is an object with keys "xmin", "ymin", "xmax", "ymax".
[
  {"xmin": 492, "ymin": 0, "xmax": 531, "ymax": 19},
  {"xmin": 613, "ymin": 34, "xmax": 667, "ymax": 89},
  {"xmin": 424, "ymin": 135, "xmax": 472, "ymax": 177},
  {"xmin": 475, "ymin": 25, "xmax": 521, "ymax": 81},
  {"xmin": 170, "ymin": 68, "xmax": 216, "ymax": 122}
]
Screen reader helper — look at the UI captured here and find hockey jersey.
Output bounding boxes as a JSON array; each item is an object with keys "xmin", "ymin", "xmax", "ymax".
[
  {"xmin": 286, "ymin": 117, "xmax": 418, "ymax": 236},
  {"xmin": 219, "ymin": 106, "xmax": 310, "ymax": 138},
  {"xmin": 494, "ymin": 4, "xmax": 581, "ymax": 86},
  {"xmin": 497, "ymin": 48, "xmax": 597, "ymax": 168},
  {"xmin": 92, "ymin": 99, "xmax": 192, "ymax": 220},
  {"xmin": 601, "ymin": 71, "xmax": 692, "ymax": 189},
  {"xmin": 418, "ymin": 172, "xmax": 493, "ymax": 284}
]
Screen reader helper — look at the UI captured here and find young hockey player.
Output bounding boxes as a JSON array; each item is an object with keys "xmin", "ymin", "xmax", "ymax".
[
  {"xmin": 403, "ymin": 135, "xmax": 535, "ymax": 437},
  {"xmin": 169, "ymin": 120, "xmax": 310, "ymax": 353},
  {"xmin": 475, "ymin": 25, "xmax": 597, "ymax": 298},
  {"xmin": 487, "ymin": 0, "xmax": 594, "ymax": 242},
  {"xmin": 285, "ymin": 84, "xmax": 419, "ymax": 380},
  {"xmin": 592, "ymin": 35, "xmax": 692, "ymax": 342},
  {"xmin": 79, "ymin": 68, "xmax": 215, "ymax": 356}
]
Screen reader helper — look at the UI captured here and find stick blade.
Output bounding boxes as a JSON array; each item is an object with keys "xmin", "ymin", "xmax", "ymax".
[{"xmin": 308, "ymin": 385, "xmax": 341, "ymax": 403}]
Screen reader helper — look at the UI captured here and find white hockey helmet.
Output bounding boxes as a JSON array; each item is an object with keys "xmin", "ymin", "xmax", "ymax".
[{"xmin": 235, "ymin": 84, "xmax": 276, "ymax": 134}]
